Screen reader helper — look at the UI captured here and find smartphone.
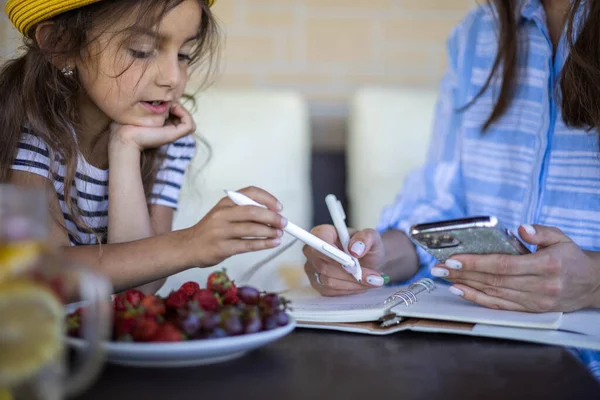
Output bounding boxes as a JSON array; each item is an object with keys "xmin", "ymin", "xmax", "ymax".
[{"xmin": 409, "ymin": 216, "xmax": 530, "ymax": 263}]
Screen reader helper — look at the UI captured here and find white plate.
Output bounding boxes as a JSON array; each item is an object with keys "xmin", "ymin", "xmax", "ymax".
[{"xmin": 67, "ymin": 318, "xmax": 296, "ymax": 367}]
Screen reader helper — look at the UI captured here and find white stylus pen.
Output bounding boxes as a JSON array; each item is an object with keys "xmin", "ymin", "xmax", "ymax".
[
  {"xmin": 325, "ymin": 194, "xmax": 363, "ymax": 283},
  {"xmin": 225, "ymin": 190, "xmax": 356, "ymax": 268}
]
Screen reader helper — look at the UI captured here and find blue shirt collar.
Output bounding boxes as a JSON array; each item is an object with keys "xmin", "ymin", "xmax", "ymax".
[{"xmin": 519, "ymin": 0, "xmax": 545, "ymax": 24}]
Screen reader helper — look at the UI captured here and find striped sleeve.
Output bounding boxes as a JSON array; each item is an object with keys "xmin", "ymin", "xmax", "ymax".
[
  {"xmin": 150, "ymin": 134, "xmax": 196, "ymax": 209},
  {"xmin": 375, "ymin": 12, "xmax": 479, "ymax": 279},
  {"xmin": 10, "ymin": 132, "xmax": 54, "ymax": 180}
]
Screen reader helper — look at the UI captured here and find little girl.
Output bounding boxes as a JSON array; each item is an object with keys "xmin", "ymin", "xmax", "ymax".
[{"xmin": 1, "ymin": 0, "xmax": 287, "ymax": 293}]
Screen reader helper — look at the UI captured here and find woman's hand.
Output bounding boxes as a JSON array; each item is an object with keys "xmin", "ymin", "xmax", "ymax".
[
  {"xmin": 303, "ymin": 226, "xmax": 389, "ymax": 296},
  {"xmin": 432, "ymin": 224, "xmax": 600, "ymax": 312},
  {"xmin": 110, "ymin": 102, "xmax": 195, "ymax": 151},
  {"xmin": 186, "ymin": 186, "xmax": 287, "ymax": 268}
]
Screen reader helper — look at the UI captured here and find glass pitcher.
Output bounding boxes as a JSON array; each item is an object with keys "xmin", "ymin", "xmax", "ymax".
[{"xmin": 0, "ymin": 185, "xmax": 112, "ymax": 400}]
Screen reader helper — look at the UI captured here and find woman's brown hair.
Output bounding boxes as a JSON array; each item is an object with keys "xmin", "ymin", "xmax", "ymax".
[
  {"xmin": 0, "ymin": 0, "xmax": 219, "ymax": 242},
  {"xmin": 473, "ymin": 0, "xmax": 600, "ymax": 138}
]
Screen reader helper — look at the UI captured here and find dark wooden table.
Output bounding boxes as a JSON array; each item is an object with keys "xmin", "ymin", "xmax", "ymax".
[{"xmin": 73, "ymin": 329, "xmax": 600, "ymax": 400}]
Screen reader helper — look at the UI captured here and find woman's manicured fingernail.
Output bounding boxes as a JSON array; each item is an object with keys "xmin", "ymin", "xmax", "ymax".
[
  {"xmin": 521, "ymin": 224, "xmax": 536, "ymax": 235},
  {"xmin": 431, "ymin": 267, "xmax": 449, "ymax": 277},
  {"xmin": 381, "ymin": 274, "xmax": 390, "ymax": 285},
  {"xmin": 280, "ymin": 217, "xmax": 288, "ymax": 227},
  {"xmin": 449, "ymin": 286, "xmax": 464, "ymax": 296},
  {"xmin": 277, "ymin": 202, "xmax": 284, "ymax": 211},
  {"xmin": 276, "ymin": 230, "xmax": 283, "ymax": 237},
  {"xmin": 366, "ymin": 275, "xmax": 384, "ymax": 287},
  {"xmin": 445, "ymin": 259, "xmax": 462, "ymax": 270},
  {"xmin": 351, "ymin": 241, "xmax": 365, "ymax": 256}
]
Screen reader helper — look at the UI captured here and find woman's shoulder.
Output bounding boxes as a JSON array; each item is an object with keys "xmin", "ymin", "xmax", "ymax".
[
  {"xmin": 445, "ymin": 5, "xmax": 497, "ymax": 69},
  {"xmin": 451, "ymin": 4, "xmax": 496, "ymax": 37}
]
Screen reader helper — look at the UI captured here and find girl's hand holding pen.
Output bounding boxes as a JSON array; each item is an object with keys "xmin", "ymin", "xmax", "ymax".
[{"xmin": 186, "ymin": 186, "xmax": 287, "ymax": 268}]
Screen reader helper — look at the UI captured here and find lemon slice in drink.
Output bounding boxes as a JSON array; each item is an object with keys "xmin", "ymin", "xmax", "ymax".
[
  {"xmin": 0, "ymin": 280, "xmax": 64, "ymax": 387},
  {"xmin": 0, "ymin": 241, "xmax": 44, "ymax": 284}
]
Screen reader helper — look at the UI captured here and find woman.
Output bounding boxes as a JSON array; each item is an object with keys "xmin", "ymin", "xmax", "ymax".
[{"xmin": 303, "ymin": 0, "xmax": 600, "ymax": 379}]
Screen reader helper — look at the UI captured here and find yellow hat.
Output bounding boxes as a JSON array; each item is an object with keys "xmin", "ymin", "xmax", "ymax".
[{"xmin": 5, "ymin": 0, "xmax": 216, "ymax": 36}]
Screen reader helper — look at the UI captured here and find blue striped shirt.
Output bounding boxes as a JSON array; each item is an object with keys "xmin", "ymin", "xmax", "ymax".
[
  {"xmin": 377, "ymin": 0, "xmax": 600, "ymax": 381},
  {"xmin": 11, "ymin": 132, "xmax": 195, "ymax": 245}
]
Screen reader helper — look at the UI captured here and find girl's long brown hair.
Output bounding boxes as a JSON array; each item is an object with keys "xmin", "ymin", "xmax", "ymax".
[
  {"xmin": 471, "ymin": 0, "xmax": 600, "ymax": 139},
  {"xmin": 0, "ymin": 0, "xmax": 219, "ymax": 242}
]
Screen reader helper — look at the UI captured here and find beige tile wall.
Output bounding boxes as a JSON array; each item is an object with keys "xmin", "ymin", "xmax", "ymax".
[
  {"xmin": 211, "ymin": 0, "xmax": 473, "ymax": 150},
  {"xmin": 0, "ymin": 0, "xmax": 474, "ymax": 150}
]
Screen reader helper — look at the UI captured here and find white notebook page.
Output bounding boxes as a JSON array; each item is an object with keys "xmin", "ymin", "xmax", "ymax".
[
  {"xmin": 391, "ymin": 285, "xmax": 562, "ymax": 329},
  {"xmin": 286, "ymin": 284, "xmax": 563, "ymax": 329},
  {"xmin": 285, "ymin": 286, "xmax": 400, "ymax": 322}
]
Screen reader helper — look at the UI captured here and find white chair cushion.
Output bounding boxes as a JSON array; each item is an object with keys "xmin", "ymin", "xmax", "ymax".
[
  {"xmin": 158, "ymin": 89, "xmax": 312, "ymax": 296},
  {"xmin": 348, "ymin": 87, "xmax": 438, "ymax": 230}
]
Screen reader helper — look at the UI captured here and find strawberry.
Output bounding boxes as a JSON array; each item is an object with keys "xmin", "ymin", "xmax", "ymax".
[
  {"xmin": 141, "ymin": 295, "xmax": 166, "ymax": 316},
  {"xmin": 112, "ymin": 304, "xmax": 145, "ymax": 339},
  {"xmin": 114, "ymin": 289, "xmax": 145, "ymax": 312},
  {"xmin": 222, "ymin": 285, "xmax": 239, "ymax": 305},
  {"xmin": 207, "ymin": 269, "xmax": 234, "ymax": 295},
  {"xmin": 113, "ymin": 295, "xmax": 127, "ymax": 313},
  {"xmin": 165, "ymin": 290, "xmax": 188, "ymax": 310},
  {"xmin": 191, "ymin": 289, "xmax": 220, "ymax": 312},
  {"xmin": 114, "ymin": 314, "xmax": 137, "ymax": 338},
  {"xmin": 125, "ymin": 289, "xmax": 146, "ymax": 307},
  {"xmin": 132, "ymin": 318, "xmax": 159, "ymax": 342},
  {"xmin": 179, "ymin": 281, "xmax": 201, "ymax": 299},
  {"xmin": 152, "ymin": 323, "xmax": 184, "ymax": 342}
]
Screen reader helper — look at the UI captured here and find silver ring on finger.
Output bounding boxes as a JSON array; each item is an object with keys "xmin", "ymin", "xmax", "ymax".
[{"xmin": 314, "ymin": 271, "xmax": 322, "ymax": 285}]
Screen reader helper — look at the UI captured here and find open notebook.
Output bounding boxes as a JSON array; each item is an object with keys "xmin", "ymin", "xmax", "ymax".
[{"xmin": 284, "ymin": 279, "xmax": 600, "ymax": 351}]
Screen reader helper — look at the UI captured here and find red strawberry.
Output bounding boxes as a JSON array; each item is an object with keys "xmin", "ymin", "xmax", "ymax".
[
  {"xmin": 132, "ymin": 318, "xmax": 159, "ymax": 342},
  {"xmin": 113, "ymin": 295, "xmax": 127, "ymax": 313},
  {"xmin": 152, "ymin": 323, "xmax": 184, "ymax": 342},
  {"xmin": 222, "ymin": 284, "xmax": 239, "ymax": 305},
  {"xmin": 192, "ymin": 289, "xmax": 220, "ymax": 312},
  {"xmin": 141, "ymin": 295, "xmax": 166, "ymax": 316},
  {"xmin": 207, "ymin": 269, "xmax": 234, "ymax": 295},
  {"xmin": 165, "ymin": 290, "xmax": 188, "ymax": 310},
  {"xmin": 125, "ymin": 289, "xmax": 145, "ymax": 307},
  {"xmin": 114, "ymin": 315, "xmax": 137, "ymax": 338},
  {"xmin": 179, "ymin": 282, "xmax": 201, "ymax": 299},
  {"xmin": 114, "ymin": 289, "xmax": 145, "ymax": 312}
]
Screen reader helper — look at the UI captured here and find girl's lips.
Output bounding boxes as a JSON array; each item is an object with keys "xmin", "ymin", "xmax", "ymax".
[{"xmin": 141, "ymin": 101, "xmax": 170, "ymax": 114}]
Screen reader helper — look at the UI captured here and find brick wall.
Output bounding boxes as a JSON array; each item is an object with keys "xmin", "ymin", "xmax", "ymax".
[
  {"xmin": 0, "ymin": 0, "xmax": 474, "ymax": 149},
  {"xmin": 210, "ymin": 0, "xmax": 473, "ymax": 150}
]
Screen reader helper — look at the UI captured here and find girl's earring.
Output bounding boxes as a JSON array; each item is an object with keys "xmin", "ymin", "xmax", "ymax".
[{"xmin": 61, "ymin": 64, "xmax": 74, "ymax": 77}]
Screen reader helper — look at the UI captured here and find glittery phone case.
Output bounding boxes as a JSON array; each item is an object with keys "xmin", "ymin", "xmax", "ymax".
[{"xmin": 409, "ymin": 216, "xmax": 530, "ymax": 263}]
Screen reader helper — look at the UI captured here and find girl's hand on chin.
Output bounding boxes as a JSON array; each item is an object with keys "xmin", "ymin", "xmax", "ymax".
[{"xmin": 110, "ymin": 102, "xmax": 195, "ymax": 151}]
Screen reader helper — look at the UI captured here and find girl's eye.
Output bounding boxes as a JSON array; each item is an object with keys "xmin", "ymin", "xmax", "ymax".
[
  {"xmin": 178, "ymin": 54, "xmax": 192, "ymax": 63},
  {"xmin": 129, "ymin": 49, "xmax": 154, "ymax": 59}
]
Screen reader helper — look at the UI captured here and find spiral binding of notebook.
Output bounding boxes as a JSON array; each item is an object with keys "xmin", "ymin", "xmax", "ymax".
[
  {"xmin": 376, "ymin": 278, "xmax": 437, "ymax": 328},
  {"xmin": 383, "ymin": 278, "xmax": 436, "ymax": 306}
]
